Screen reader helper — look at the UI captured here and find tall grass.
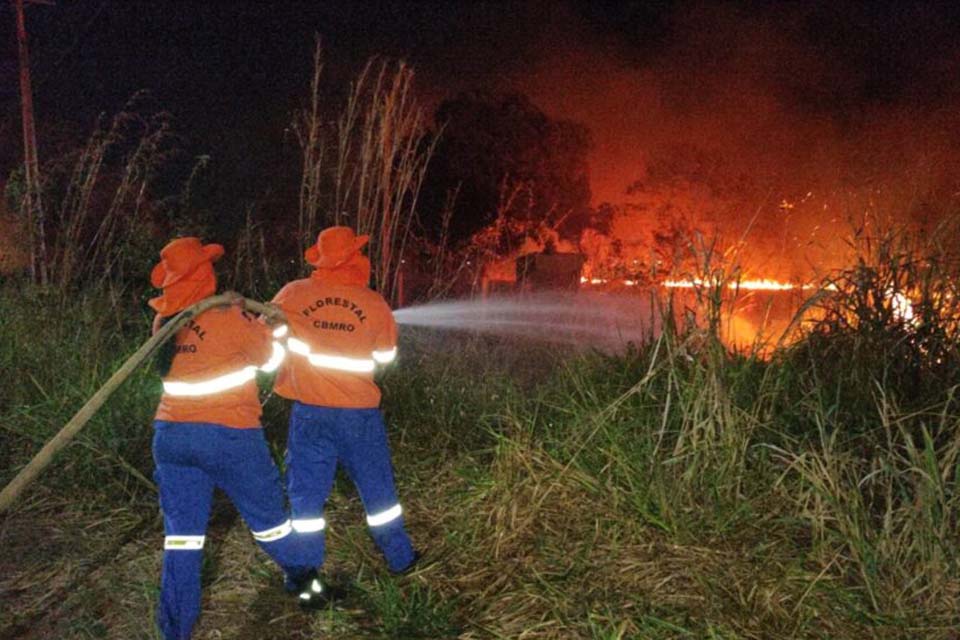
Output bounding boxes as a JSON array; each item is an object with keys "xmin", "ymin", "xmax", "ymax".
[
  {"xmin": 292, "ymin": 39, "xmax": 326, "ymax": 260},
  {"xmin": 294, "ymin": 43, "xmax": 438, "ymax": 304},
  {"xmin": 37, "ymin": 92, "xmax": 194, "ymax": 294}
]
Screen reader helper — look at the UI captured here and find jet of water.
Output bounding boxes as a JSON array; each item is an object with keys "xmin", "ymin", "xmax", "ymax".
[{"xmin": 394, "ymin": 292, "xmax": 660, "ymax": 349}]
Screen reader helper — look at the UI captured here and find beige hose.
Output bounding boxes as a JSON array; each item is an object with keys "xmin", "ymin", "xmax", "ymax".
[{"xmin": 0, "ymin": 294, "xmax": 283, "ymax": 514}]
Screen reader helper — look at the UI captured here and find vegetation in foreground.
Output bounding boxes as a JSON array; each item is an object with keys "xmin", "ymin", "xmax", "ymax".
[{"xmin": 1, "ymin": 242, "xmax": 959, "ymax": 639}]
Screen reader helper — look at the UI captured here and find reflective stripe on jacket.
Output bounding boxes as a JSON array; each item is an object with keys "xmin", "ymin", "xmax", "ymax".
[
  {"xmin": 271, "ymin": 278, "xmax": 397, "ymax": 408},
  {"xmin": 154, "ymin": 306, "xmax": 280, "ymax": 428}
]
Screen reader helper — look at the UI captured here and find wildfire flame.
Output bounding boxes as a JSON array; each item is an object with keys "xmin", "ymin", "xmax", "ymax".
[
  {"xmin": 889, "ymin": 291, "xmax": 916, "ymax": 324},
  {"xmin": 580, "ymin": 276, "xmax": 918, "ymax": 327},
  {"xmin": 662, "ymin": 278, "xmax": 816, "ymax": 291},
  {"xmin": 579, "ymin": 277, "xmax": 638, "ymax": 286},
  {"xmin": 580, "ymin": 276, "xmax": 819, "ymax": 291}
]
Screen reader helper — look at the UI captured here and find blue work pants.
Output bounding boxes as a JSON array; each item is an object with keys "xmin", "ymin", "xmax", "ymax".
[
  {"xmin": 285, "ymin": 402, "xmax": 414, "ymax": 573},
  {"xmin": 153, "ymin": 421, "xmax": 312, "ymax": 640}
]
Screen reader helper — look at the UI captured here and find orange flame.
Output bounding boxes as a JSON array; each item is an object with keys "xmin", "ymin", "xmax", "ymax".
[
  {"xmin": 661, "ymin": 278, "xmax": 816, "ymax": 291},
  {"xmin": 581, "ymin": 276, "xmax": 824, "ymax": 291}
]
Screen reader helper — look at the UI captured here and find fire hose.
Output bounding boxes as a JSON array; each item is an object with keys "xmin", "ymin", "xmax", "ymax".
[{"xmin": 0, "ymin": 293, "xmax": 284, "ymax": 514}]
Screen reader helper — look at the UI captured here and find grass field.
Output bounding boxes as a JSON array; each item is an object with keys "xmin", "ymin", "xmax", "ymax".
[{"xmin": 1, "ymin": 273, "xmax": 959, "ymax": 639}]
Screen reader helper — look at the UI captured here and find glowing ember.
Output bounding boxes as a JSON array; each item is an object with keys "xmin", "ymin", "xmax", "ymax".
[{"xmin": 889, "ymin": 291, "xmax": 916, "ymax": 324}]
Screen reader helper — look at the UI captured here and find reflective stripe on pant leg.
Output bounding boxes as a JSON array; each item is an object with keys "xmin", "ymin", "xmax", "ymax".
[
  {"xmin": 367, "ymin": 504, "xmax": 403, "ymax": 527},
  {"xmin": 292, "ymin": 517, "xmax": 326, "ymax": 533},
  {"xmin": 250, "ymin": 520, "xmax": 292, "ymax": 542},
  {"xmin": 164, "ymin": 535, "xmax": 206, "ymax": 550}
]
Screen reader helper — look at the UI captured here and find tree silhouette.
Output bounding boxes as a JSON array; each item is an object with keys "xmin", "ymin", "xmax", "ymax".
[{"xmin": 420, "ymin": 91, "xmax": 593, "ymax": 245}]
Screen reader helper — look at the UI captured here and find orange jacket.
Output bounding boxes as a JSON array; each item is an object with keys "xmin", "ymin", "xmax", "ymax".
[
  {"xmin": 154, "ymin": 305, "xmax": 281, "ymax": 428},
  {"xmin": 271, "ymin": 257, "xmax": 397, "ymax": 409}
]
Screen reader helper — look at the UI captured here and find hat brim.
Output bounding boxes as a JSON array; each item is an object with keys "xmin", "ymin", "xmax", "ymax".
[
  {"xmin": 150, "ymin": 262, "xmax": 167, "ymax": 288},
  {"xmin": 305, "ymin": 235, "xmax": 369, "ymax": 267},
  {"xmin": 203, "ymin": 243, "xmax": 225, "ymax": 263}
]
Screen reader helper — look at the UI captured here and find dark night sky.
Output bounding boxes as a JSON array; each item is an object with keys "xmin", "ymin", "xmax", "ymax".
[{"xmin": 2, "ymin": 1, "xmax": 959, "ymax": 213}]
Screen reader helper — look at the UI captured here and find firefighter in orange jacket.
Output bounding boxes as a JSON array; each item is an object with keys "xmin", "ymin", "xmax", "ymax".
[
  {"xmin": 271, "ymin": 226, "xmax": 418, "ymax": 580},
  {"xmin": 149, "ymin": 238, "xmax": 324, "ymax": 640}
]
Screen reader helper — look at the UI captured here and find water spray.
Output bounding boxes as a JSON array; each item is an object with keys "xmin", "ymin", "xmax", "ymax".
[{"xmin": 394, "ymin": 292, "xmax": 661, "ymax": 348}]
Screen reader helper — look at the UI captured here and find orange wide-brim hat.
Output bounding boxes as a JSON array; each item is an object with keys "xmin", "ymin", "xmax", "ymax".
[
  {"xmin": 305, "ymin": 226, "xmax": 369, "ymax": 269},
  {"xmin": 150, "ymin": 237, "xmax": 224, "ymax": 289}
]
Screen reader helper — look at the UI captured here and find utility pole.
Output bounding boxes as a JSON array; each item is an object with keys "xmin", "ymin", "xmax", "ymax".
[{"xmin": 13, "ymin": 0, "xmax": 53, "ymax": 285}]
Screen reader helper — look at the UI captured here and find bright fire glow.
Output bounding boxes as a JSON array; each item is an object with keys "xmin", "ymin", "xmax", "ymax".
[
  {"xmin": 889, "ymin": 291, "xmax": 916, "ymax": 324},
  {"xmin": 662, "ymin": 278, "xmax": 816, "ymax": 291},
  {"xmin": 578, "ymin": 275, "xmax": 838, "ymax": 292}
]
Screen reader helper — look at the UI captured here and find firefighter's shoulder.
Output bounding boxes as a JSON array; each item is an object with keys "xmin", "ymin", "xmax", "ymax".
[{"xmin": 273, "ymin": 277, "xmax": 313, "ymax": 304}]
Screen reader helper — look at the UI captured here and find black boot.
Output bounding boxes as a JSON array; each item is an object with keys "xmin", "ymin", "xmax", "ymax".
[{"xmin": 293, "ymin": 569, "xmax": 328, "ymax": 610}]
